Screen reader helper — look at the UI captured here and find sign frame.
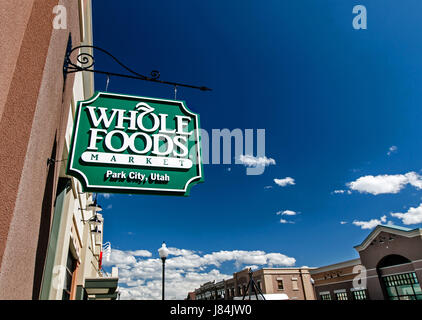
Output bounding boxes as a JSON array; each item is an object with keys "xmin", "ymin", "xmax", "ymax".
[{"xmin": 66, "ymin": 91, "xmax": 204, "ymax": 196}]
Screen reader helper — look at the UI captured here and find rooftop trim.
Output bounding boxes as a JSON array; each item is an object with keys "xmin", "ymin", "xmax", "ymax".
[
  {"xmin": 379, "ymin": 224, "xmax": 412, "ymax": 232},
  {"xmin": 309, "ymin": 258, "xmax": 361, "ymax": 274},
  {"xmin": 354, "ymin": 224, "xmax": 422, "ymax": 252}
]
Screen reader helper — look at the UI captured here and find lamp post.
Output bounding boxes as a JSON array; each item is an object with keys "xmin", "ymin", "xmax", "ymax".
[{"xmin": 158, "ymin": 242, "xmax": 169, "ymax": 300}]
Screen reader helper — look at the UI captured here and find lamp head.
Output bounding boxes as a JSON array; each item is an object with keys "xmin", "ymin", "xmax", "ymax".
[
  {"xmin": 88, "ymin": 214, "xmax": 102, "ymax": 226},
  {"xmin": 91, "ymin": 226, "xmax": 102, "ymax": 234},
  {"xmin": 158, "ymin": 242, "xmax": 169, "ymax": 260},
  {"xmin": 87, "ymin": 199, "xmax": 103, "ymax": 212}
]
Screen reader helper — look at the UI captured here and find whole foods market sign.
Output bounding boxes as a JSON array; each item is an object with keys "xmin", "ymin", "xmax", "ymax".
[{"xmin": 67, "ymin": 92, "xmax": 203, "ymax": 195}]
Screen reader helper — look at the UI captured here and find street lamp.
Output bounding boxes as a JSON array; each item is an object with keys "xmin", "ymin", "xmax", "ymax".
[
  {"xmin": 158, "ymin": 242, "xmax": 169, "ymax": 300},
  {"xmin": 82, "ymin": 214, "xmax": 102, "ymax": 225},
  {"xmin": 86, "ymin": 198, "xmax": 103, "ymax": 212}
]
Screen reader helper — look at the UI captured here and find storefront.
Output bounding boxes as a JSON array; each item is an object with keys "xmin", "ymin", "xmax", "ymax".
[{"xmin": 311, "ymin": 224, "xmax": 422, "ymax": 300}]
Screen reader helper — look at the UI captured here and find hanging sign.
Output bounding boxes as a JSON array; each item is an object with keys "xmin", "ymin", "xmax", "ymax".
[{"xmin": 67, "ymin": 91, "xmax": 203, "ymax": 196}]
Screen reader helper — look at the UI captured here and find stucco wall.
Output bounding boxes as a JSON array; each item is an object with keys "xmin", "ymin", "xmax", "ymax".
[
  {"xmin": 358, "ymin": 231, "xmax": 422, "ymax": 300},
  {"xmin": 0, "ymin": 0, "xmax": 81, "ymax": 299}
]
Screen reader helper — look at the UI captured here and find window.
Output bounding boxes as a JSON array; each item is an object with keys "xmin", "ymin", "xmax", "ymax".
[
  {"xmin": 62, "ymin": 250, "xmax": 77, "ymax": 300},
  {"xmin": 257, "ymin": 280, "xmax": 261, "ymax": 290},
  {"xmin": 238, "ymin": 286, "xmax": 242, "ymax": 296},
  {"xmin": 320, "ymin": 293, "xmax": 331, "ymax": 300},
  {"xmin": 335, "ymin": 292, "xmax": 348, "ymax": 300},
  {"xmin": 382, "ymin": 272, "xmax": 422, "ymax": 300},
  {"xmin": 353, "ymin": 290, "xmax": 367, "ymax": 300},
  {"xmin": 231, "ymin": 288, "xmax": 235, "ymax": 297},
  {"xmin": 277, "ymin": 279, "xmax": 284, "ymax": 290},
  {"xmin": 292, "ymin": 279, "xmax": 299, "ymax": 291}
]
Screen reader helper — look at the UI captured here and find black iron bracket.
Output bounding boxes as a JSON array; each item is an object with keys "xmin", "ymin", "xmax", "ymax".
[
  {"xmin": 63, "ymin": 45, "xmax": 212, "ymax": 92},
  {"xmin": 47, "ymin": 158, "xmax": 67, "ymax": 166}
]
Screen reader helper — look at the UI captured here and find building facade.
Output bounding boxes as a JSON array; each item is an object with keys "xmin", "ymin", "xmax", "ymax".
[
  {"xmin": 195, "ymin": 280, "xmax": 225, "ymax": 300},
  {"xmin": 311, "ymin": 224, "xmax": 422, "ymax": 300},
  {"xmin": 194, "ymin": 267, "xmax": 316, "ymax": 300},
  {"xmin": 0, "ymin": 0, "xmax": 118, "ymax": 299},
  {"xmin": 310, "ymin": 258, "xmax": 363, "ymax": 300},
  {"xmin": 185, "ymin": 291, "xmax": 196, "ymax": 300},
  {"xmin": 193, "ymin": 225, "xmax": 422, "ymax": 301}
]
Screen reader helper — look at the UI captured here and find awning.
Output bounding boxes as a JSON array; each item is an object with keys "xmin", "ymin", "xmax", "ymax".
[
  {"xmin": 84, "ymin": 277, "xmax": 119, "ymax": 300},
  {"xmin": 233, "ymin": 293, "xmax": 289, "ymax": 300}
]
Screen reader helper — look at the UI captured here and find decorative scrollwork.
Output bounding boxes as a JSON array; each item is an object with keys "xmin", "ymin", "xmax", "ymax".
[
  {"xmin": 63, "ymin": 45, "xmax": 211, "ymax": 91},
  {"xmin": 64, "ymin": 45, "xmax": 155, "ymax": 79},
  {"xmin": 64, "ymin": 46, "xmax": 95, "ymax": 72},
  {"xmin": 150, "ymin": 70, "xmax": 160, "ymax": 80},
  {"xmin": 75, "ymin": 52, "xmax": 95, "ymax": 69}
]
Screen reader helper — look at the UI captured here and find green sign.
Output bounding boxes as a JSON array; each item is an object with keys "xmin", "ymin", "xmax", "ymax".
[{"xmin": 67, "ymin": 91, "xmax": 203, "ymax": 196}]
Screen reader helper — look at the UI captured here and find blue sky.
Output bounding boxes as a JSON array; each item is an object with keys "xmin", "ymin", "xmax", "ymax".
[{"xmin": 90, "ymin": 0, "xmax": 422, "ymax": 299}]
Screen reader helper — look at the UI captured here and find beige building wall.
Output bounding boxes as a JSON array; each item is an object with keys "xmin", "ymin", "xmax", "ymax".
[
  {"xmin": 222, "ymin": 267, "xmax": 316, "ymax": 300},
  {"xmin": 40, "ymin": 0, "xmax": 109, "ymax": 300},
  {"xmin": 261, "ymin": 268, "xmax": 315, "ymax": 300}
]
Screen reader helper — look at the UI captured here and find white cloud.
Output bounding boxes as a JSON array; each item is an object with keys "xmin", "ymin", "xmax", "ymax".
[
  {"xmin": 280, "ymin": 219, "xmax": 295, "ymax": 224},
  {"xmin": 404, "ymin": 172, "xmax": 422, "ymax": 189},
  {"xmin": 264, "ymin": 185, "xmax": 273, "ymax": 189},
  {"xmin": 340, "ymin": 221, "xmax": 347, "ymax": 225},
  {"xmin": 126, "ymin": 250, "xmax": 153, "ymax": 257},
  {"xmin": 333, "ymin": 190, "xmax": 351, "ymax": 195},
  {"xmin": 238, "ymin": 155, "xmax": 276, "ymax": 167},
  {"xmin": 391, "ymin": 203, "xmax": 422, "ymax": 225},
  {"xmin": 104, "ymin": 247, "xmax": 296, "ymax": 300},
  {"xmin": 244, "ymin": 265, "xmax": 259, "ymax": 271},
  {"xmin": 99, "ymin": 193, "xmax": 112, "ymax": 199},
  {"xmin": 276, "ymin": 210, "xmax": 298, "ymax": 216},
  {"xmin": 347, "ymin": 172, "xmax": 422, "ymax": 195},
  {"xmin": 167, "ymin": 247, "xmax": 195, "ymax": 257},
  {"xmin": 105, "ymin": 249, "xmax": 137, "ymax": 267},
  {"xmin": 274, "ymin": 177, "xmax": 295, "ymax": 187},
  {"xmin": 387, "ymin": 146, "xmax": 398, "ymax": 156},
  {"xmin": 106, "ymin": 204, "xmax": 112, "ymax": 210},
  {"xmin": 352, "ymin": 215, "xmax": 387, "ymax": 229}
]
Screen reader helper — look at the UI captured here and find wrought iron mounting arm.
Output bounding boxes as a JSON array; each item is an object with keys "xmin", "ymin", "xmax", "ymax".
[{"xmin": 63, "ymin": 45, "xmax": 212, "ymax": 92}]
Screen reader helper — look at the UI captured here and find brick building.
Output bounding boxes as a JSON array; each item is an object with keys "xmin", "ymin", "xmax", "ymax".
[{"xmin": 194, "ymin": 267, "xmax": 316, "ymax": 300}]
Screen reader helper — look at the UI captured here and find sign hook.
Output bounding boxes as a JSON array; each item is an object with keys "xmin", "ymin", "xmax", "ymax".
[{"xmin": 105, "ymin": 74, "xmax": 110, "ymax": 92}]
